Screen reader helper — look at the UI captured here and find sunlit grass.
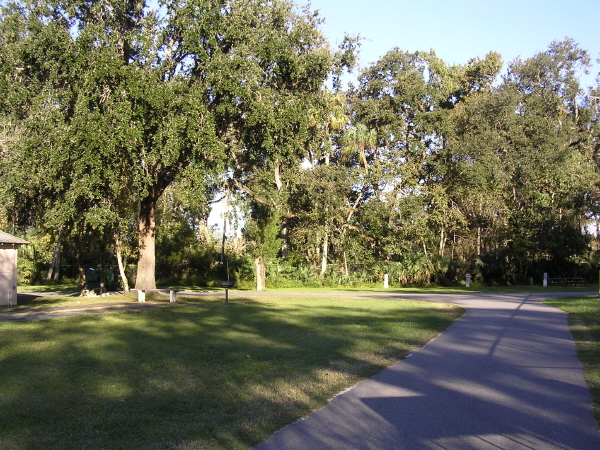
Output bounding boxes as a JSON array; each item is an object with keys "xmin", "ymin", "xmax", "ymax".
[
  {"xmin": 542, "ymin": 295, "xmax": 600, "ymax": 425},
  {"xmin": 9, "ymin": 280, "xmax": 594, "ymax": 313},
  {"xmin": 0, "ymin": 295, "xmax": 462, "ymax": 449},
  {"xmin": 250, "ymin": 284, "xmax": 595, "ymax": 294}
]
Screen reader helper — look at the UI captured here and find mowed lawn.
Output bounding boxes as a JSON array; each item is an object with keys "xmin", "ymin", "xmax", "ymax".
[{"xmin": 0, "ymin": 295, "xmax": 463, "ymax": 449}]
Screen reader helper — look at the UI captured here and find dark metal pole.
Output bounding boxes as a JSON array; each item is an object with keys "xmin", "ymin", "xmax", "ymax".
[{"xmin": 220, "ymin": 190, "xmax": 229, "ymax": 264}]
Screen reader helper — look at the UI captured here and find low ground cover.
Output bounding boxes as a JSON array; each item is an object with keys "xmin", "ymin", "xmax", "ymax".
[
  {"xmin": 0, "ymin": 294, "xmax": 462, "ymax": 449},
  {"xmin": 543, "ymin": 295, "xmax": 600, "ymax": 425}
]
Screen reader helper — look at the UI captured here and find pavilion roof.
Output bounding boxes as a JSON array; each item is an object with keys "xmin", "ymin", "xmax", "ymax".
[{"xmin": 0, "ymin": 231, "xmax": 29, "ymax": 246}]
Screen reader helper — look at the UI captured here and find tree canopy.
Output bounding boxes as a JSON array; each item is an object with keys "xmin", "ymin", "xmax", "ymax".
[
  {"xmin": 1, "ymin": 1, "xmax": 598, "ymax": 290},
  {"xmin": 0, "ymin": 0, "xmax": 346, "ymax": 290}
]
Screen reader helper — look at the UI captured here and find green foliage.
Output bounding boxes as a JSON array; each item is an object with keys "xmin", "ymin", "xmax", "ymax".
[
  {"xmin": 0, "ymin": 295, "xmax": 462, "ymax": 448},
  {"xmin": 17, "ymin": 257, "xmax": 40, "ymax": 285},
  {"xmin": 1, "ymin": 2, "xmax": 597, "ymax": 292},
  {"xmin": 237, "ymin": 38, "xmax": 600, "ymax": 289},
  {"xmin": 0, "ymin": 0, "xmax": 341, "ymax": 289},
  {"xmin": 15, "ymin": 229, "xmax": 54, "ymax": 284},
  {"xmin": 244, "ymin": 205, "xmax": 283, "ymax": 261}
]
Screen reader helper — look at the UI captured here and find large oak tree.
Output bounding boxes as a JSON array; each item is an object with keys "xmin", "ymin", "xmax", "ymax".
[{"xmin": 0, "ymin": 0, "xmax": 337, "ymax": 289}]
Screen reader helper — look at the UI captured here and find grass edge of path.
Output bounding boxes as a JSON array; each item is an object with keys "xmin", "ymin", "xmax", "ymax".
[{"xmin": 542, "ymin": 294, "xmax": 600, "ymax": 427}]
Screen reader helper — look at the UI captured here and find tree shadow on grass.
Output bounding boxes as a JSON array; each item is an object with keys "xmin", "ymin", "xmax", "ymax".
[
  {"xmin": 11, "ymin": 292, "xmax": 79, "ymax": 308},
  {"xmin": 0, "ymin": 297, "xmax": 460, "ymax": 449}
]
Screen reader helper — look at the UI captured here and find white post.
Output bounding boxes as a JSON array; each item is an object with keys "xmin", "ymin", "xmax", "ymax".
[
  {"xmin": 384, "ymin": 274, "xmax": 389, "ymax": 289},
  {"xmin": 466, "ymin": 273, "xmax": 471, "ymax": 288},
  {"xmin": 169, "ymin": 290, "xmax": 176, "ymax": 303},
  {"xmin": 543, "ymin": 273, "xmax": 548, "ymax": 288},
  {"xmin": 137, "ymin": 290, "xmax": 146, "ymax": 302}
]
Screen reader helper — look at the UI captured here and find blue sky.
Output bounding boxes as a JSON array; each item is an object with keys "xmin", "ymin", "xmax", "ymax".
[{"xmin": 306, "ymin": 0, "xmax": 600, "ymax": 88}]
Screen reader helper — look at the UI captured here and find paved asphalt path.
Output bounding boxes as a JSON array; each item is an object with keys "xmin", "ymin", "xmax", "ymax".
[{"xmin": 254, "ymin": 292, "xmax": 600, "ymax": 450}]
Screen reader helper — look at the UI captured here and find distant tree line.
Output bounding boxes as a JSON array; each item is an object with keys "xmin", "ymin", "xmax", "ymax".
[{"xmin": 1, "ymin": 0, "xmax": 599, "ymax": 291}]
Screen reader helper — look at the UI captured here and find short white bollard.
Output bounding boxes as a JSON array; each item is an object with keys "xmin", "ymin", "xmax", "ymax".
[
  {"xmin": 169, "ymin": 290, "xmax": 176, "ymax": 303},
  {"xmin": 137, "ymin": 290, "xmax": 146, "ymax": 302},
  {"xmin": 384, "ymin": 274, "xmax": 389, "ymax": 289},
  {"xmin": 543, "ymin": 273, "xmax": 548, "ymax": 288},
  {"xmin": 466, "ymin": 273, "xmax": 471, "ymax": 288}
]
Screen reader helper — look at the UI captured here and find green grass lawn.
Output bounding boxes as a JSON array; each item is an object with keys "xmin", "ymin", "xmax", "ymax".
[
  {"xmin": 17, "ymin": 283, "xmax": 80, "ymax": 293},
  {"xmin": 0, "ymin": 294, "xmax": 463, "ymax": 450},
  {"xmin": 10, "ymin": 291, "xmax": 136, "ymax": 310},
  {"xmin": 18, "ymin": 282, "xmax": 596, "ymax": 296},
  {"xmin": 12, "ymin": 283, "xmax": 592, "ymax": 312},
  {"xmin": 542, "ymin": 295, "xmax": 600, "ymax": 425},
  {"xmin": 263, "ymin": 284, "xmax": 595, "ymax": 294}
]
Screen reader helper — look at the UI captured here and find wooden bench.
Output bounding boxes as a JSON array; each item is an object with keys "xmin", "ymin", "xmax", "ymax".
[
  {"xmin": 548, "ymin": 278, "xmax": 586, "ymax": 286},
  {"xmin": 132, "ymin": 289, "xmax": 179, "ymax": 303}
]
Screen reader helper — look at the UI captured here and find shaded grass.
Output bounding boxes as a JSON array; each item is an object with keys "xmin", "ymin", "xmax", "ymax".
[
  {"xmin": 17, "ymin": 283, "xmax": 80, "ymax": 293},
  {"xmin": 0, "ymin": 295, "xmax": 462, "ymax": 449},
  {"xmin": 9, "ymin": 292, "xmax": 140, "ymax": 310},
  {"xmin": 542, "ymin": 295, "xmax": 600, "ymax": 425}
]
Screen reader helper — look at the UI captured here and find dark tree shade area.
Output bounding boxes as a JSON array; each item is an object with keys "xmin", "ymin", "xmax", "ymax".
[{"xmin": 1, "ymin": 1, "xmax": 598, "ymax": 291}]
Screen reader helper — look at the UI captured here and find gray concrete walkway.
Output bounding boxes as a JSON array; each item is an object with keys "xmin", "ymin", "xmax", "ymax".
[{"xmin": 255, "ymin": 292, "xmax": 600, "ymax": 449}]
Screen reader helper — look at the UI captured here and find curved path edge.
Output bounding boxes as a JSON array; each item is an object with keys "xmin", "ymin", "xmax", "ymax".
[{"xmin": 254, "ymin": 291, "xmax": 600, "ymax": 450}]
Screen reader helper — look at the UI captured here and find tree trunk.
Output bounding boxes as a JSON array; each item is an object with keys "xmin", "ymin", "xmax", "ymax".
[
  {"xmin": 280, "ymin": 221, "xmax": 289, "ymax": 259},
  {"xmin": 274, "ymin": 160, "xmax": 283, "ymax": 190},
  {"xmin": 135, "ymin": 196, "xmax": 157, "ymax": 290},
  {"xmin": 220, "ymin": 190, "xmax": 230, "ymax": 264},
  {"xmin": 74, "ymin": 230, "xmax": 87, "ymax": 295},
  {"xmin": 46, "ymin": 229, "xmax": 63, "ymax": 281},
  {"xmin": 315, "ymin": 235, "xmax": 320, "ymax": 267},
  {"xmin": 320, "ymin": 232, "xmax": 328, "ymax": 277},
  {"xmin": 596, "ymin": 216, "xmax": 600, "ymax": 252},
  {"xmin": 115, "ymin": 235, "xmax": 129, "ymax": 292},
  {"xmin": 451, "ymin": 232, "xmax": 455, "ymax": 260},
  {"xmin": 197, "ymin": 217, "xmax": 212, "ymax": 244},
  {"xmin": 360, "ymin": 148, "xmax": 368, "ymax": 171},
  {"xmin": 274, "ymin": 162, "xmax": 289, "ymax": 260},
  {"xmin": 343, "ymin": 251, "xmax": 349, "ymax": 277},
  {"xmin": 255, "ymin": 256, "xmax": 266, "ymax": 291},
  {"xmin": 99, "ymin": 241, "xmax": 107, "ymax": 294}
]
